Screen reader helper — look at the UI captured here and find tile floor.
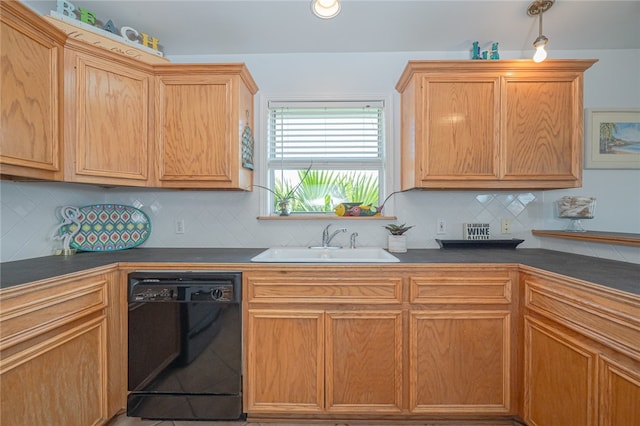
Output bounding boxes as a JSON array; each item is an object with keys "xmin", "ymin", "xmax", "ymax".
[{"xmin": 109, "ymin": 412, "xmax": 522, "ymax": 426}]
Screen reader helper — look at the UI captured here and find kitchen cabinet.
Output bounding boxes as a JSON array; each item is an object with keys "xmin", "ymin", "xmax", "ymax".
[
  {"xmin": 0, "ymin": 1, "xmax": 65, "ymax": 180},
  {"xmin": 154, "ymin": 64, "xmax": 258, "ymax": 189},
  {"xmin": 244, "ymin": 265, "xmax": 518, "ymax": 420},
  {"xmin": 244, "ymin": 270, "xmax": 403, "ymax": 415},
  {"xmin": 524, "ymin": 316, "xmax": 596, "ymax": 425},
  {"xmin": 408, "ymin": 267, "xmax": 517, "ymax": 415},
  {"xmin": 0, "ymin": 267, "xmax": 123, "ymax": 425},
  {"xmin": 0, "ymin": 256, "xmax": 637, "ymax": 424},
  {"xmin": 396, "ymin": 60, "xmax": 597, "ymax": 189},
  {"xmin": 598, "ymin": 353, "xmax": 640, "ymax": 425},
  {"xmin": 523, "ymin": 269, "xmax": 640, "ymax": 426},
  {"xmin": 2, "ymin": 3, "xmax": 259, "ymax": 190},
  {"xmin": 63, "ymin": 41, "xmax": 154, "ymax": 186}
]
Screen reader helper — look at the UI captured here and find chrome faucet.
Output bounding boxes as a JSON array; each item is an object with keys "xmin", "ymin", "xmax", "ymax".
[
  {"xmin": 322, "ymin": 224, "xmax": 347, "ymax": 248},
  {"xmin": 350, "ymin": 232, "xmax": 358, "ymax": 249}
]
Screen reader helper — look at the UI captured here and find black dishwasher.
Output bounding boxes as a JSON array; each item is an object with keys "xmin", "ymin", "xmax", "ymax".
[{"xmin": 127, "ymin": 271, "xmax": 243, "ymax": 420}]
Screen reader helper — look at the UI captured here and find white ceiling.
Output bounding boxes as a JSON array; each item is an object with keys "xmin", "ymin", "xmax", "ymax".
[{"xmin": 22, "ymin": 0, "xmax": 640, "ymax": 57}]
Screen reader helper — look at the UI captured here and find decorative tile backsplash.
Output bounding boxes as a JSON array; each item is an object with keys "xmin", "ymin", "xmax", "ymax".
[
  {"xmin": 1, "ymin": 180, "xmax": 636, "ymax": 264},
  {"xmin": 1, "ymin": 182, "xmax": 104, "ymax": 261}
]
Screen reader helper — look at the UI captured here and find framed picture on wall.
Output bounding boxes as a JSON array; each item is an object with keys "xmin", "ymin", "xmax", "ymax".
[{"xmin": 585, "ymin": 108, "xmax": 640, "ymax": 169}]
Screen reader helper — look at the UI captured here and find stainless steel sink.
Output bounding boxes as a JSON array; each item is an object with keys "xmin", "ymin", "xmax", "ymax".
[{"xmin": 250, "ymin": 247, "xmax": 400, "ymax": 263}]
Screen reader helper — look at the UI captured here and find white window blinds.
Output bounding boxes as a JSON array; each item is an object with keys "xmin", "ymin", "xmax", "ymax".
[{"xmin": 267, "ymin": 101, "xmax": 384, "ymax": 164}]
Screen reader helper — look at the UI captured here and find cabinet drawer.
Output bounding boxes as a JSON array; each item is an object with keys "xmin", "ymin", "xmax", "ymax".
[
  {"xmin": 524, "ymin": 274, "xmax": 640, "ymax": 359},
  {"xmin": 246, "ymin": 275, "xmax": 402, "ymax": 304},
  {"xmin": 410, "ymin": 269, "xmax": 513, "ymax": 304},
  {"xmin": 0, "ymin": 275, "xmax": 108, "ymax": 350}
]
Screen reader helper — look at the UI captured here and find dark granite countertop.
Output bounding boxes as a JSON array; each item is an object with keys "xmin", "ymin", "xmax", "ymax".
[{"xmin": 1, "ymin": 248, "xmax": 638, "ymax": 296}]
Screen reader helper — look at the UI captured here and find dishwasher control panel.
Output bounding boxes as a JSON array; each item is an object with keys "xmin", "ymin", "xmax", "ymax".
[
  {"xmin": 128, "ymin": 271, "xmax": 241, "ymax": 303},
  {"xmin": 131, "ymin": 285, "xmax": 178, "ymax": 302}
]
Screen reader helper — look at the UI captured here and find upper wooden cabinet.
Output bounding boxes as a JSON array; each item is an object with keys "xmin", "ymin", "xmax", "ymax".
[
  {"xmin": 396, "ymin": 60, "xmax": 597, "ymax": 189},
  {"xmin": 154, "ymin": 65, "xmax": 258, "ymax": 189},
  {"xmin": 64, "ymin": 41, "xmax": 154, "ymax": 186},
  {"xmin": 0, "ymin": 1, "xmax": 65, "ymax": 180},
  {"xmin": 1, "ymin": 5, "xmax": 259, "ymax": 189}
]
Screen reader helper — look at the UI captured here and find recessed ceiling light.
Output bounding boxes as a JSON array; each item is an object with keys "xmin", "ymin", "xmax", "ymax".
[{"xmin": 312, "ymin": 0, "xmax": 341, "ymax": 19}]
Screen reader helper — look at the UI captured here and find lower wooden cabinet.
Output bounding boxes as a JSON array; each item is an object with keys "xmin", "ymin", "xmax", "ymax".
[
  {"xmin": 523, "ymin": 270, "xmax": 640, "ymax": 426},
  {"xmin": 1, "ymin": 317, "xmax": 107, "ymax": 425},
  {"xmin": 244, "ymin": 270, "xmax": 404, "ymax": 416},
  {"xmin": 408, "ymin": 267, "xmax": 516, "ymax": 415},
  {"xmin": 599, "ymin": 353, "xmax": 640, "ymax": 425},
  {"xmin": 244, "ymin": 266, "xmax": 516, "ymax": 419},
  {"xmin": 0, "ymin": 268, "xmax": 123, "ymax": 425},
  {"xmin": 524, "ymin": 316, "xmax": 597, "ymax": 426},
  {"xmin": 246, "ymin": 309, "xmax": 325, "ymax": 413},
  {"xmin": 410, "ymin": 310, "xmax": 511, "ymax": 414},
  {"xmin": 246, "ymin": 308, "xmax": 403, "ymax": 415},
  {"xmin": 326, "ymin": 310, "xmax": 403, "ymax": 413},
  {"xmin": 524, "ymin": 316, "xmax": 640, "ymax": 426}
]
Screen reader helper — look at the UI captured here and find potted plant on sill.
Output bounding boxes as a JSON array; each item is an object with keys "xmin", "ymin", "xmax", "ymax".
[
  {"xmin": 254, "ymin": 165, "xmax": 312, "ymax": 216},
  {"xmin": 384, "ymin": 223, "xmax": 414, "ymax": 253}
]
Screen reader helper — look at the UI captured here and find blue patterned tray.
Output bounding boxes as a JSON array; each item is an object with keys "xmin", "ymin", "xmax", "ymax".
[{"xmin": 59, "ymin": 204, "xmax": 151, "ymax": 252}]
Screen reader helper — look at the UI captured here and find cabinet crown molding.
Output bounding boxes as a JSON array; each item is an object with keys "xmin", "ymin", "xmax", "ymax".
[{"xmin": 396, "ymin": 59, "xmax": 598, "ymax": 92}]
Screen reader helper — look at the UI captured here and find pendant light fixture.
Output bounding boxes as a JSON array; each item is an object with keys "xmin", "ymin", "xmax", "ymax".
[
  {"xmin": 312, "ymin": 0, "xmax": 341, "ymax": 19},
  {"xmin": 527, "ymin": 0, "xmax": 554, "ymax": 63}
]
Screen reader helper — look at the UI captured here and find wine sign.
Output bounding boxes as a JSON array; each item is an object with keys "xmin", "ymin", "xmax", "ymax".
[
  {"xmin": 463, "ymin": 223, "xmax": 490, "ymax": 240},
  {"xmin": 52, "ymin": 0, "xmax": 162, "ymax": 55}
]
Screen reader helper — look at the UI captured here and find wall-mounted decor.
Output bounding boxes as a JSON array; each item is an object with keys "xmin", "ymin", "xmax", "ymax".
[{"xmin": 585, "ymin": 108, "xmax": 640, "ymax": 169}]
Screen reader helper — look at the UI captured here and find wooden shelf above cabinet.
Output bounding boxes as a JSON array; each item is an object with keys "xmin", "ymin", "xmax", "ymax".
[{"xmin": 532, "ymin": 230, "xmax": 640, "ymax": 247}]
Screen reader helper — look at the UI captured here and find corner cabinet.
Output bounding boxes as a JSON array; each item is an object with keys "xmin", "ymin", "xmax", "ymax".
[
  {"xmin": 396, "ymin": 60, "xmax": 597, "ymax": 189},
  {"xmin": 154, "ymin": 64, "xmax": 258, "ymax": 189},
  {"xmin": 0, "ymin": 267, "xmax": 124, "ymax": 425},
  {"xmin": 0, "ymin": 1, "xmax": 65, "ymax": 180},
  {"xmin": 63, "ymin": 41, "xmax": 154, "ymax": 186},
  {"xmin": 522, "ymin": 269, "xmax": 640, "ymax": 426}
]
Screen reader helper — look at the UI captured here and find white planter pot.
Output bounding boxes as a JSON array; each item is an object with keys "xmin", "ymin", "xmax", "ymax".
[{"xmin": 388, "ymin": 235, "xmax": 407, "ymax": 253}]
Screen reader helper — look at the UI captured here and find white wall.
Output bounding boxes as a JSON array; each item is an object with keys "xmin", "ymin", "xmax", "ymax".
[
  {"xmin": 1, "ymin": 48, "xmax": 638, "ymax": 264},
  {"xmin": 539, "ymin": 49, "xmax": 640, "ymax": 263}
]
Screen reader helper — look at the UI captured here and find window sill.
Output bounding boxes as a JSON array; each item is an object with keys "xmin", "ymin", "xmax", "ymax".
[{"xmin": 257, "ymin": 215, "xmax": 397, "ymax": 221}]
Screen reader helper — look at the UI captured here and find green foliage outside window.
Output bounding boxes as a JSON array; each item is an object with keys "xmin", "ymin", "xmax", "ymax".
[{"xmin": 274, "ymin": 169, "xmax": 379, "ymax": 213}]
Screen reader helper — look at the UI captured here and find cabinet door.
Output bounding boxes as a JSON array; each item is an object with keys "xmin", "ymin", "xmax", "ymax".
[
  {"xmin": 0, "ymin": 270, "xmax": 115, "ymax": 425},
  {"xmin": 65, "ymin": 49, "xmax": 152, "ymax": 186},
  {"xmin": 155, "ymin": 74, "xmax": 235, "ymax": 188},
  {"xmin": 524, "ymin": 317, "xmax": 596, "ymax": 426},
  {"xmin": 410, "ymin": 310, "xmax": 511, "ymax": 414},
  {"xmin": 326, "ymin": 310, "xmax": 403, "ymax": 413},
  {"xmin": 599, "ymin": 354, "xmax": 640, "ymax": 426},
  {"xmin": 1, "ymin": 317, "xmax": 107, "ymax": 425},
  {"xmin": 245, "ymin": 309, "xmax": 324, "ymax": 413},
  {"xmin": 502, "ymin": 73, "xmax": 583, "ymax": 187},
  {"xmin": 418, "ymin": 76, "xmax": 500, "ymax": 184},
  {"xmin": 397, "ymin": 60, "xmax": 595, "ymax": 189},
  {"xmin": 0, "ymin": 2, "xmax": 64, "ymax": 180}
]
